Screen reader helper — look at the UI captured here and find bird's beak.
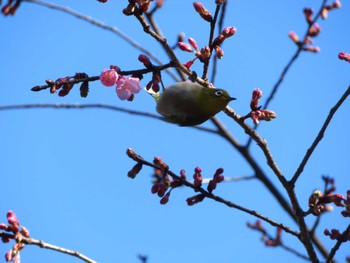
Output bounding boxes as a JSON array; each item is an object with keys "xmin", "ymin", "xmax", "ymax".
[{"xmin": 229, "ymin": 97, "xmax": 237, "ymax": 101}]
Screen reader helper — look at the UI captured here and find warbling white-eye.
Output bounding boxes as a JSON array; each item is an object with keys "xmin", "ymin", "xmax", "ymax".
[{"xmin": 150, "ymin": 81, "xmax": 235, "ymax": 126}]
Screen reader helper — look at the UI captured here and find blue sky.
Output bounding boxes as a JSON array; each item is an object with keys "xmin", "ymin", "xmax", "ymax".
[{"xmin": 0, "ymin": 1, "xmax": 349, "ymax": 262}]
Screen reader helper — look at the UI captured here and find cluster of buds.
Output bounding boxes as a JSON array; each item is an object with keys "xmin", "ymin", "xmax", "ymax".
[
  {"xmin": 308, "ymin": 188, "xmax": 345, "ymax": 216},
  {"xmin": 150, "ymin": 157, "xmax": 184, "ymax": 205},
  {"xmin": 249, "ymin": 88, "xmax": 276, "ymax": 125},
  {"xmin": 43, "ymin": 73, "xmax": 90, "ymax": 98},
  {"xmin": 341, "ymin": 190, "xmax": 350, "ymax": 217},
  {"xmin": 1, "ymin": 0, "xmax": 21, "ymax": 16},
  {"xmin": 323, "ymin": 228, "xmax": 349, "ymax": 241},
  {"xmin": 207, "ymin": 168, "xmax": 225, "ymax": 193},
  {"xmin": 100, "ymin": 66, "xmax": 142, "ymax": 101},
  {"xmin": 139, "ymin": 54, "xmax": 162, "ymax": 93},
  {"xmin": 178, "ymin": 38, "xmax": 211, "ymax": 65},
  {"xmin": 1, "ymin": 211, "xmax": 29, "ymax": 262},
  {"xmin": 287, "ymin": 2, "xmax": 341, "ymax": 53},
  {"xmin": 247, "ymin": 220, "xmax": 282, "ymax": 247},
  {"xmin": 321, "ymin": 0, "xmax": 341, "ymax": 19},
  {"xmin": 338, "ymin": 52, "xmax": 350, "ymax": 64},
  {"xmin": 123, "ymin": 0, "xmax": 161, "ymax": 15},
  {"xmin": 178, "ymin": 26, "xmax": 236, "ymax": 68}
]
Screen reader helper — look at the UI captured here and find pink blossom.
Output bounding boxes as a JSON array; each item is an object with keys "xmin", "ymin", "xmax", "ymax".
[
  {"xmin": 99, "ymin": 69, "xmax": 118, "ymax": 87},
  {"xmin": 115, "ymin": 76, "xmax": 141, "ymax": 100}
]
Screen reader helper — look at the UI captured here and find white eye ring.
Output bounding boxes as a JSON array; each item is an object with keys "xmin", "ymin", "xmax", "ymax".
[{"xmin": 215, "ymin": 90, "xmax": 224, "ymax": 97}]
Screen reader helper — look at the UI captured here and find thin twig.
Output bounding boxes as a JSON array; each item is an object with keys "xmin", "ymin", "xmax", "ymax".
[
  {"xmin": 210, "ymin": 1, "xmax": 227, "ymax": 84},
  {"xmin": 0, "ymin": 231, "xmax": 96, "ymax": 263},
  {"xmin": 326, "ymin": 224, "xmax": 350, "ymax": 263},
  {"xmin": 246, "ymin": 0, "xmax": 328, "ymax": 148},
  {"xmin": 23, "ymin": 0, "xmax": 179, "ymax": 81},
  {"xmin": 290, "ymin": 85, "xmax": 350, "ymax": 186},
  {"xmin": 0, "ymin": 103, "xmax": 220, "ymax": 134},
  {"xmin": 126, "ymin": 149, "xmax": 300, "ymax": 238},
  {"xmin": 202, "ymin": 175, "xmax": 255, "ymax": 184},
  {"xmin": 202, "ymin": 3, "xmax": 222, "ymax": 80}
]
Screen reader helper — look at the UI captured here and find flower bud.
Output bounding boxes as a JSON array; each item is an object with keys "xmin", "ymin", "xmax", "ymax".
[
  {"xmin": 222, "ymin": 27, "xmax": 237, "ymax": 38},
  {"xmin": 303, "ymin": 46, "xmax": 320, "ymax": 53},
  {"xmin": 186, "ymin": 194, "xmax": 205, "ymax": 206},
  {"xmin": 128, "ymin": 163, "xmax": 143, "ymax": 179},
  {"xmin": 193, "ymin": 2, "xmax": 212, "ymax": 22},
  {"xmin": 160, "ymin": 192, "xmax": 170, "ymax": 205},
  {"xmin": 183, "ymin": 59, "xmax": 195, "ymax": 69},
  {"xmin": 303, "ymin": 8, "xmax": 314, "ymax": 24},
  {"xmin": 308, "ymin": 24, "xmax": 321, "ymax": 37},
  {"xmin": 100, "ymin": 69, "xmax": 118, "ymax": 87},
  {"xmin": 138, "ymin": 54, "xmax": 152, "ymax": 68},
  {"xmin": 338, "ymin": 52, "xmax": 350, "ymax": 63},
  {"xmin": 288, "ymin": 31, "xmax": 300, "ymax": 44},
  {"xmin": 178, "ymin": 42, "xmax": 193, "ymax": 52},
  {"xmin": 188, "ymin": 37, "xmax": 199, "ymax": 51},
  {"xmin": 250, "ymin": 88, "xmax": 262, "ymax": 110},
  {"xmin": 214, "ymin": 45, "xmax": 224, "ymax": 59}
]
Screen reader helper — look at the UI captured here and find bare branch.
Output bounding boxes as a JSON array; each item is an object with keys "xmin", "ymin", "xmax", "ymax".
[
  {"xmin": 0, "ymin": 231, "xmax": 96, "ymax": 263},
  {"xmin": 246, "ymin": 0, "xmax": 328, "ymax": 148},
  {"xmin": 0, "ymin": 103, "xmax": 221, "ymax": 134},
  {"xmin": 126, "ymin": 149, "xmax": 300, "ymax": 238},
  {"xmin": 326, "ymin": 224, "xmax": 350, "ymax": 263},
  {"xmin": 290, "ymin": 85, "xmax": 350, "ymax": 186}
]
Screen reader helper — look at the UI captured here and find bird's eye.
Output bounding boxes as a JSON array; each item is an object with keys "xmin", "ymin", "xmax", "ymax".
[{"xmin": 215, "ymin": 90, "xmax": 224, "ymax": 97}]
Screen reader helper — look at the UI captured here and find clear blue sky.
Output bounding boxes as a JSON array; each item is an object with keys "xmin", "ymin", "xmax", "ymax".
[{"xmin": 1, "ymin": 1, "xmax": 349, "ymax": 262}]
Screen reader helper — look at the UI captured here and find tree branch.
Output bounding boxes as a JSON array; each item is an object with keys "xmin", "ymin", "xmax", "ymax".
[
  {"xmin": 290, "ymin": 85, "xmax": 350, "ymax": 186},
  {"xmin": 246, "ymin": 0, "xmax": 328, "ymax": 148},
  {"xmin": 126, "ymin": 149, "xmax": 300, "ymax": 238},
  {"xmin": 0, "ymin": 231, "xmax": 96, "ymax": 263}
]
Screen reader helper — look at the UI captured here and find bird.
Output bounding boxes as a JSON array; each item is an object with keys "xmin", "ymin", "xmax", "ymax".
[{"xmin": 150, "ymin": 81, "xmax": 235, "ymax": 126}]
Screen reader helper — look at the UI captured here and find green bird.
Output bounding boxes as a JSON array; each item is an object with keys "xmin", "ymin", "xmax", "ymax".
[{"xmin": 151, "ymin": 81, "xmax": 235, "ymax": 126}]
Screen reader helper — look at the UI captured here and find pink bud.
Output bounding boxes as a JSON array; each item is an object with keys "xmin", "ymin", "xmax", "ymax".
[
  {"xmin": 178, "ymin": 42, "xmax": 193, "ymax": 52},
  {"xmin": 5, "ymin": 250, "xmax": 13, "ymax": 261},
  {"xmin": 99, "ymin": 69, "xmax": 118, "ymax": 87},
  {"xmin": 186, "ymin": 194, "xmax": 205, "ymax": 206},
  {"xmin": 333, "ymin": 0, "xmax": 341, "ymax": 8},
  {"xmin": 288, "ymin": 31, "xmax": 300, "ymax": 44},
  {"xmin": 303, "ymin": 46, "xmax": 321, "ymax": 53},
  {"xmin": 193, "ymin": 2, "xmax": 212, "ymax": 22},
  {"xmin": 151, "ymin": 184, "xmax": 161, "ymax": 194},
  {"xmin": 321, "ymin": 8, "xmax": 328, "ymax": 19},
  {"xmin": 7, "ymin": 211, "xmax": 18, "ymax": 226},
  {"xmin": 180, "ymin": 169, "xmax": 186, "ymax": 180},
  {"xmin": 188, "ymin": 37, "xmax": 199, "ymax": 51},
  {"xmin": 0, "ymin": 224, "xmax": 10, "ymax": 231},
  {"xmin": 222, "ymin": 27, "xmax": 237, "ymax": 38},
  {"xmin": 160, "ymin": 192, "xmax": 170, "ymax": 205},
  {"xmin": 308, "ymin": 23, "xmax": 321, "ymax": 37},
  {"xmin": 138, "ymin": 54, "xmax": 152, "ymax": 68},
  {"xmin": 338, "ymin": 52, "xmax": 350, "ymax": 63},
  {"xmin": 183, "ymin": 60, "xmax": 195, "ymax": 69},
  {"xmin": 303, "ymin": 8, "xmax": 314, "ymax": 24},
  {"xmin": 214, "ymin": 45, "xmax": 224, "ymax": 59}
]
